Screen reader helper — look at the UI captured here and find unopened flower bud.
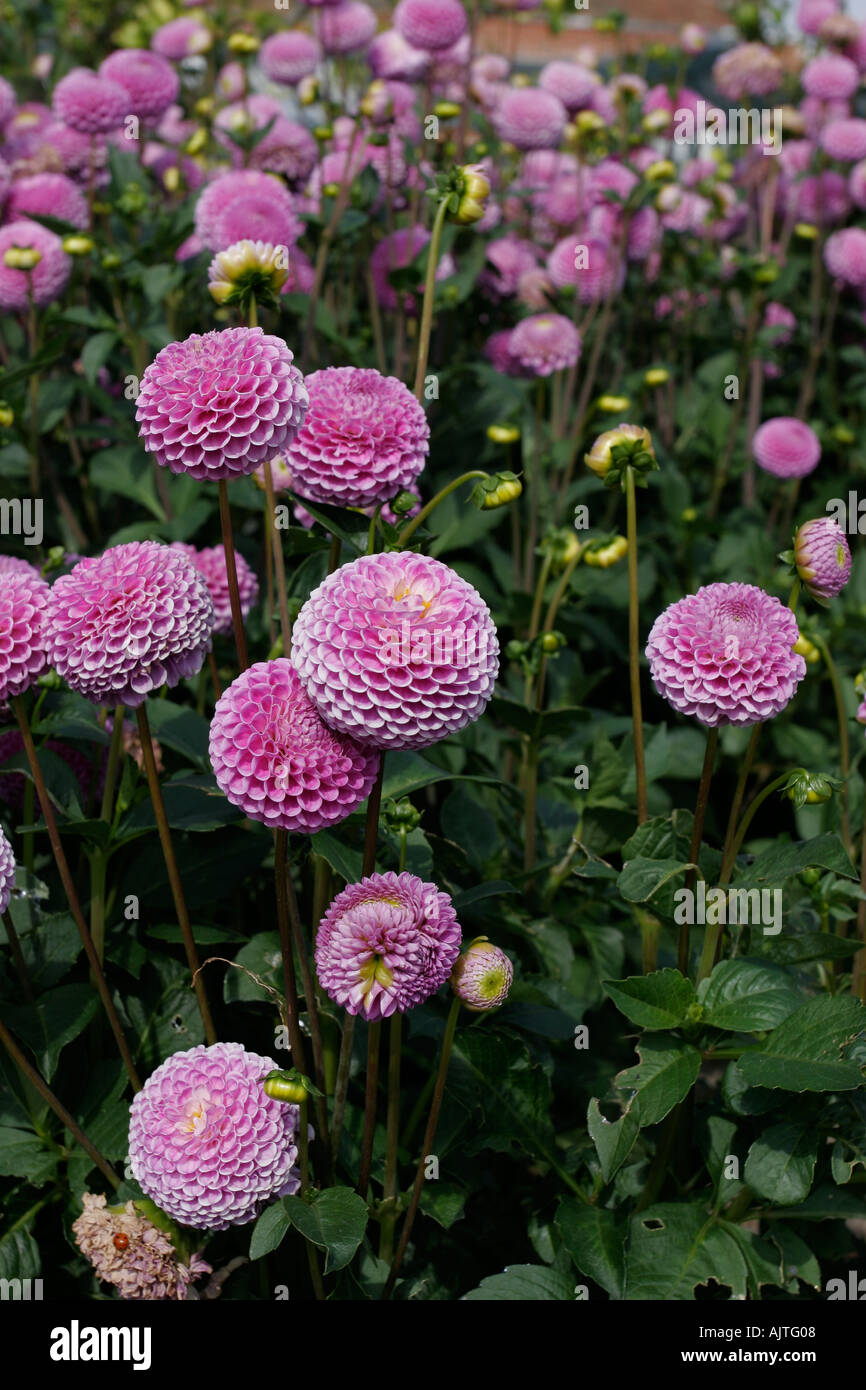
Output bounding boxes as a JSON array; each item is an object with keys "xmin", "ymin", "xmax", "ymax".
[
  {"xmin": 793, "ymin": 634, "xmax": 820, "ymax": 664},
  {"xmin": 186, "ymin": 126, "xmax": 208, "ymax": 156},
  {"xmin": 794, "ymin": 222, "xmax": 819, "ymax": 241},
  {"xmin": 832, "ymin": 424, "xmax": 855, "ymax": 445},
  {"xmin": 644, "ymin": 367, "xmax": 670, "ymax": 387},
  {"xmin": 793, "ymin": 517, "xmax": 852, "ymax": 601},
  {"xmin": 263, "ymin": 1069, "xmax": 308, "ymax": 1103},
  {"xmin": 298, "ymin": 75, "xmax": 319, "ymax": 105},
  {"xmin": 584, "ymin": 535, "xmax": 628, "ymax": 568},
  {"xmin": 162, "ymin": 165, "xmax": 180, "ymax": 193},
  {"xmin": 433, "ymin": 100, "xmax": 461, "ymax": 119},
  {"xmin": 585, "ymin": 423, "xmax": 656, "ymax": 487},
  {"xmin": 195, "ymin": 96, "xmax": 214, "ymax": 119},
  {"xmin": 645, "ymin": 158, "xmax": 676, "ymax": 182},
  {"xmin": 575, "ymin": 109, "xmax": 605, "ymax": 135},
  {"xmin": 0, "ymin": 404, "xmax": 13, "ymax": 427},
  {"xmin": 4, "ymin": 245, "xmax": 42, "ymax": 270},
  {"xmin": 473, "ymin": 471, "xmax": 522, "ymax": 509},
  {"xmin": 450, "ymin": 937, "xmax": 513, "ymax": 1011},
  {"xmin": 642, "ymin": 110, "xmax": 672, "ymax": 135},
  {"xmin": 61, "ymin": 234, "xmax": 93, "ymax": 256},
  {"xmin": 597, "ymin": 393, "xmax": 630, "ymax": 413},
  {"xmin": 227, "ymin": 31, "xmax": 260, "ymax": 53},
  {"xmin": 540, "ymin": 630, "xmax": 565, "ymax": 653},
  {"xmin": 487, "ymin": 423, "xmax": 520, "ymax": 445},
  {"xmin": 784, "ymin": 769, "xmax": 837, "ymax": 808}
]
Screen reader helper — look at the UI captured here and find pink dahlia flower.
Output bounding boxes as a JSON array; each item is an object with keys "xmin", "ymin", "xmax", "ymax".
[
  {"xmin": 39, "ymin": 120, "xmax": 108, "ymax": 184},
  {"xmin": 317, "ymin": 1, "xmax": 378, "ymax": 54},
  {"xmin": 136, "ymin": 327, "xmax": 308, "ymax": 481},
  {"xmin": 0, "ymin": 826, "xmax": 15, "ymax": 916},
  {"xmin": 450, "ymin": 938, "xmax": 513, "ymax": 1011},
  {"xmin": 494, "ymin": 86, "xmax": 566, "ymax": 150},
  {"xmin": 646, "ymin": 583, "xmax": 806, "ymax": 727},
  {"xmin": 850, "ymin": 160, "xmax": 866, "ymax": 208},
  {"xmin": 7, "ymin": 172, "xmax": 89, "ymax": 230},
  {"xmin": 393, "ymin": 0, "xmax": 467, "ymax": 51},
  {"xmin": 539, "ymin": 59, "xmax": 597, "ymax": 112},
  {"xmin": 287, "ymin": 366, "xmax": 429, "ymax": 508},
  {"xmin": 825, "ymin": 226, "xmax": 866, "ymax": 285},
  {"xmin": 151, "ymin": 17, "xmax": 211, "ymax": 61},
  {"xmin": 260, "ymin": 31, "xmax": 322, "ymax": 85},
  {"xmin": 367, "ymin": 28, "xmax": 430, "ymax": 80},
  {"xmin": 0, "ymin": 730, "xmax": 96, "ymax": 815},
  {"xmin": 802, "ymin": 52, "xmax": 859, "ymax": 100},
  {"xmin": 73, "ymin": 1193, "xmax": 211, "ymax": 1302},
  {"xmin": 480, "ymin": 235, "xmax": 538, "ymax": 298},
  {"xmin": 794, "ymin": 170, "xmax": 851, "ymax": 225},
  {"xmin": 194, "ymin": 171, "xmax": 300, "ymax": 251},
  {"xmin": 820, "ymin": 117, "xmax": 866, "ymax": 161},
  {"xmin": 45, "ymin": 542, "xmax": 214, "ymax": 708},
  {"xmin": 211, "ymin": 188, "xmax": 301, "ymax": 253},
  {"xmin": 370, "ymin": 227, "xmax": 455, "ymax": 313},
  {"xmin": 171, "ymin": 543, "xmax": 259, "ymax": 638},
  {"xmin": 712, "ymin": 43, "xmax": 782, "ymax": 100},
  {"xmin": 51, "ymin": 67, "xmax": 128, "ymax": 135},
  {"xmin": 99, "ymin": 49, "xmax": 179, "ymax": 121},
  {"xmin": 291, "ymin": 552, "xmax": 499, "ymax": 751},
  {"xmin": 797, "ymin": 0, "xmax": 838, "ymax": 35},
  {"xmin": 508, "ymin": 314, "xmax": 581, "ymax": 376},
  {"xmin": 128, "ymin": 1042, "xmax": 303, "ymax": 1231},
  {"xmin": 315, "ymin": 870, "xmax": 462, "ymax": 1019},
  {"xmin": 0, "ymin": 555, "xmax": 41, "ymax": 580},
  {"xmin": 0, "ymin": 569, "xmax": 49, "ymax": 702},
  {"xmin": 793, "ymin": 516, "xmax": 852, "ymax": 599},
  {"xmin": 752, "ymin": 417, "xmax": 821, "ymax": 478},
  {"xmin": 0, "ymin": 75, "xmax": 14, "ymax": 129},
  {"xmin": 763, "ymin": 301, "xmax": 796, "ymax": 345},
  {"xmin": 0, "ymin": 221, "xmax": 71, "ymax": 311},
  {"xmin": 209, "ymin": 658, "xmax": 379, "ymax": 832},
  {"xmin": 484, "ymin": 328, "xmax": 529, "ymax": 377}
]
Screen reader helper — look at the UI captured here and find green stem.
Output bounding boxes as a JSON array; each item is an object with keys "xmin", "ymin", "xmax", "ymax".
[
  {"xmin": 263, "ymin": 460, "xmax": 291, "ymax": 656},
  {"xmin": 625, "ymin": 467, "xmax": 647, "ymax": 824},
  {"xmin": 413, "ymin": 197, "xmax": 450, "ymax": 401},
  {"xmin": 100, "ymin": 708, "xmax": 126, "ymax": 827},
  {"xmin": 356, "ymin": 1021, "xmax": 381, "ymax": 1199},
  {"xmin": 813, "ymin": 633, "xmax": 852, "ymax": 855},
  {"xmin": 217, "ymin": 479, "xmax": 249, "ymax": 672},
  {"xmin": 678, "ymin": 727, "xmax": 718, "ymax": 975},
  {"xmin": 396, "ymin": 471, "xmax": 487, "ymax": 550},
  {"xmin": 378, "ymin": 1012, "xmax": 402, "ymax": 1263}
]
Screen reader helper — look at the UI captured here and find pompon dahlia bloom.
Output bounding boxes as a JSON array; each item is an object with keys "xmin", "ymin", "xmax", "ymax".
[
  {"xmin": 151, "ymin": 17, "xmax": 212, "ymax": 61},
  {"xmin": 315, "ymin": 871, "xmax": 462, "ymax": 1020},
  {"xmin": 7, "ymin": 172, "xmax": 89, "ymax": 230},
  {"xmin": 291, "ymin": 552, "xmax": 499, "ymax": 751},
  {"xmin": 0, "ymin": 826, "xmax": 15, "ymax": 916},
  {"xmin": 712, "ymin": 43, "xmax": 782, "ymax": 100},
  {"xmin": 171, "ymin": 543, "xmax": 259, "ymax": 637},
  {"xmin": 450, "ymin": 938, "xmax": 513, "ymax": 1011},
  {"xmin": 820, "ymin": 118, "xmax": 866, "ymax": 162},
  {"xmin": 646, "ymin": 583, "xmax": 806, "ymax": 728},
  {"xmin": 51, "ymin": 68, "xmax": 128, "ymax": 135},
  {"xmin": 393, "ymin": 0, "xmax": 467, "ymax": 51},
  {"xmin": 99, "ymin": 49, "xmax": 180, "ymax": 121},
  {"xmin": 0, "ymin": 221, "xmax": 71, "ymax": 311},
  {"xmin": 484, "ymin": 328, "xmax": 529, "ymax": 377},
  {"xmin": 287, "ymin": 367, "xmax": 429, "ymax": 508},
  {"xmin": 260, "ymin": 31, "xmax": 321, "ymax": 85},
  {"xmin": 73, "ymin": 1194, "xmax": 211, "ymax": 1302},
  {"xmin": 194, "ymin": 171, "xmax": 299, "ymax": 252},
  {"xmin": 494, "ymin": 87, "xmax": 567, "ymax": 150},
  {"xmin": 0, "ymin": 730, "xmax": 95, "ymax": 815},
  {"xmin": 209, "ymin": 658, "xmax": 379, "ymax": 832},
  {"xmin": 824, "ymin": 226, "xmax": 866, "ymax": 286},
  {"xmin": 794, "ymin": 517, "xmax": 852, "ymax": 599},
  {"xmin": 128, "ymin": 1043, "xmax": 303, "ymax": 1231},
  {"xmin": 509, "ymin": 314, "xmax": 581, "ymax": 376},
  {"xmin": 45, "ymin": 542, "xmax": 214, "ymax": 708},
  {"xmin": 136, "ymin": 327, "xmax": 308, "ymax": 481},
  {"xmin": 539, "ymin": 59, "xmax": 598, "ymax": 111},
  {"xmin": 0, "ymin": 555, "xmax": 41, "ymax": 580},
  {"xmin": 0, "ymin": 569, "xmax": 49, "ymax": 702},
  {"xmin": 752, "ymin": 417, "xmax": 821, "ymax": 479},
  {"xmin": 211, "ymin": 190, "xmax": 301, "ymax": 255},
  {"xmin": 317, "ymin": 1, "xmax": 378, "ymax": 54},
  {"xmin": 801, "ymin": 52, "xmax": 859, "ymax": 100}
]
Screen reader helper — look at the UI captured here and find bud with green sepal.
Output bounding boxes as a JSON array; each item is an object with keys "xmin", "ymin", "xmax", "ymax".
[
  {"xmin": 262, "ymin": 1068, "xmax": 323, "ymax": 1103},
  {"xmin": 783, "ymin": 769, "xmax": 839, "ymax": 808},
  {"xmin": 471, "ymin": 470, "xmax": 523, "ymax": 509},
  {"xmin": 585, "ymin": 423, "xmax": 657, "ymax": 490}
]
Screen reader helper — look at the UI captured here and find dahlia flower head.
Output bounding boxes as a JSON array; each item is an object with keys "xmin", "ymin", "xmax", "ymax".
[
  {"xmin": 99, "ymin": 49, "xmax": 180, "ymax": 121},
  {"xmin": 136, "ymin": 327, "xmax": 308, "ymax": 482},
  {"xmin": 797, "ymin": 0, "xmax": 839, "ymax": 35},
  {"xmin": 0, "ymin": 221, "xmax": 71, "ymax": 311},
  {"xmin": 825, "ymin": 226, "xmax": 866, "ymax": 286},
  {"xmin": 0, "ymin": 75, "xmax": 14, "ymax": 129},
  {"xmin": 51, "ymin": 67, "xmax": 128, "ymax": 135},
  {"xmin": 393, "ymin": 0, "xmax": 467, "ymax": 51},
  {"xmin": 286, "ymin": 366, "xmax": 429, "ymax": 509},
  {"xmin": 752, "ymin": 417, "xmax": 821, "ymax": 479},
  {"xmin": 45, "ymin": 541, "xmax": 214, "ymax": 708},
  {"xmin": 194, "ymin": 170, "xmax": 301, "ymax": 252},
  {"xmin": 209, "ymin": 658, "xmax": 379, "ymax": 832},
  {"xmin": 315, "ymin": 870, "xmax": 462, "ymax": 1020},
  {"xmin": 0, "ymin": 555, "xmax": 41, "ymax": 581},
  {"xmin": 793, "ymin": 516, "xmax": 852, "ymax": 599},
  {"xmin": 801, "ymin": 52, "xmax": 859, "ymax": 101},
  {"xmin": 480, "ymin": 235, "xmax": 537, "ymax": 299},
  {"xmin": 508, "ymin": 314, "xmax": 581, "ymax": 377},
  {"xmin": 539, "ymin": 60, "xmax": 598, "ymax": 112},
  {"xmin": 7, "ymin": 172, "xmax": 89, "ymax": 230},
  {"xmin": 367, "ymin": 28, "xmax": 431, "ymax": 81},
  {"xmin": 646, "ymin": 582, "xmax": 806, "ymax": 728},
  {"xmin": 259, "ymin": 30, "xmax": 322, "ymax": 85},
  {"xmin": 291, "ymin": 551, "xmax": 499, "ymax": 751},
  {"xmin": 128, "ymin": 1042, "xmax": 303, "ymax": 1231},
  {"xmin": 317, "ymin": 1, "xmax": 378, "ymax": 55},
  {"xmin": 494, "ymin": 86, "xmax": 567, "ymax": 150},
  {"xmin": 171, "ymin": 542, "xmax": 259, "ymax": 638},
  {"xmin": 151, "ymin": 17, "xmax": 212, "ymax": 61},
  {"xmin": 450, "ymin": 937, "xmax": 513, "ymax": 1011},
  {"xmin": 73, "ymin": 1193, "xmax": 211, "ymax": 1301},
  {"xmin": 0, "ymin": 826, "xmax": 15, "ymax": 916},
  {"xmin": 0, "ymin": 568, "xmax": 49, "ymax": 703},
  {"xmin": 820, "ymin": 118, "xmax": 866, "ymax": 162},
  {"xmin": 712, "ymin": 43, "xmax": 782, "ymax": 100}
]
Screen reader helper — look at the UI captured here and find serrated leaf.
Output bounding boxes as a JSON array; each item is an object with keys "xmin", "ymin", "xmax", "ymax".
[
  {"xmin": 250, "ymin": 1201, "xmax": 292, "ymax": 1260},
  {"xmin": 462, "ymin": 1264, "xmax": 577, "ymax": 1300},
  {"xmin": 587, "ymin": 1096, "xmax": 640, "ymax": 1182},
  {"xmin": 284, "ymin": 1187, "xmax": 368, "ymax": 1273},
  {"xmin": 555, "ymin": 1198, "xmax": 626, "ymax": 1298},
  {"xmin": 697, "ymin": 959, "xmax": 802, "ymax": 1032},
  {"xmin": 4, "ymin": 985, "xmax": 97, "ymax": 1081},
  {"xmin": 617, "ymin": 857, "xmax": 690, "ymax": 905},
  {"xmin": 733, "ymin": 834, "xmax": 856, "ymax": 888},
  {"xmin": 737, "ymin": 995, "xmax": 866, "ymax": 1092},
  {"xmin": 625, "ymin": 1204, "xmax": 746, "ymax": 1300},
  {"xmin": 615, "ymin": 1035, "xmax": 702, "ymax": 1127},
  {"xmin": 744, "ymin": 1122, "xmax": 818, "ymax": 1205},
  {"xmin": 603, "ymin": 969, "xmax": 696, "ymax": 1030},
  {"xmin": 0, "ymin": 1126, "xmax": 58, "ymax": 1184}
]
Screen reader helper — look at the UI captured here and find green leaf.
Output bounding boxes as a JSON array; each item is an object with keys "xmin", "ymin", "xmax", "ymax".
[
  {"xmin": 737, "ymin": 995, "xmax": 866, "ymax": 1092},
  {"xmin": 733, "ymin": 834, "xmax": 857, "ymax": 888},
  {"xmin": 81, "ymin": 331, "xmax": 119, "ymax": 384},
  {"xmin": 309, "ymin": 829, "xmax": 363, "ymax": 885},
  {"xmin": 451, "ymin": 1030, "xmax": 556, "ymax": 1163},
  {"xmin": 142, "ymin": 702, "xmax": 211, "ymax": 768},
  {"xmin": 0, "ymin": 1226, "xmax": 41, "ymax": 1282},
  {"xmin": 697, "ymin": 959, "xmax": 802, "ymax": 1032},
  {"xmin": 382, "ymin": 751, "xmax": 498, "ymax": 799},
  {"xmin": 603, "ymin": 969, "xmax": 696, "ymax": 1030},
  {"xmin": 615, "ymin": 1035, "xmax": 702, "ymax": 1127},
  {"xmin": 617, "ymin": 857, "xmax": 690, "ymax": 905},
  {"xmin": 283, "ymin": 1187, "xmax": 368, "ymax": 1273},
  {"xmin": 418, "ymin": 1183, "xmax": 466, "ymax": 1229},
  {"xmin": 0, "ymin": 1126, "xmax": 58, "ymax": 1184},
  {"xmin": 724, "ymin": 1225, "xmax": 786, "ymax": 1296},
  {"xmin": 744, "ymin": 1122, "xmax": 818, "ymax": 1205},
  {"xmin": 121, "ymin": 776, "xmax": 243, "ymax": 833},
  {"xmin": 555, "ymin": 1198, "xmax": 626, "ymax": 1298},
  {"xmin": 625, "ymin": 1204, "xmax": 746, "ymax": 1300},
  {"xmin": 587, "ymin": 1097, "xmax": 640, "ymax": 1182},
  {"xmin": 250, "ymin": 1201, "xmax": 292, "ymax": 1260},
  {"xmin": 462, "ymin": 1264, "xmax": 577, "ymax": 1300},
  {"xmin": 4, "ymin": 985, "xmax": 98, "ymax": 1080}
]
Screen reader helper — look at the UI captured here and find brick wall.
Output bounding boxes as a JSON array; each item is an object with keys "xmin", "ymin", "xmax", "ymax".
[{"xmin": 477, "ymin": 0, "xmax": 731, "ymax": 67}]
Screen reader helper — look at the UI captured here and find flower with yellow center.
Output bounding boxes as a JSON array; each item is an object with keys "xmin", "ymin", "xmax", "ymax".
[{"xmin": 207, "ymin": 239, "xmax": 289, "ymax": 308}]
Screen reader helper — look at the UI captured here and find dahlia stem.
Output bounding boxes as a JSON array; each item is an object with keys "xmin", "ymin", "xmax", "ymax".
[
  {"xmin": 813, "ymin": 634, "xmax": 852, "ymax": 855},
  {"xmin": 100, "ymin": 708, "xmax": 126, "ymax": 827},
  {"xmin": 262, "ymin": 458, "xmax": 291, "ymax": 654},
  {"xmin": 854, "ymin": 779, "xmax": 866, "ymax": 1003},
  {"xmin": 678, "ymin": 727, "xmax": 718, "ymax": 976},
  {"xmin": 135, "ymin": 702, "xmax": 216, "ymax": 1046},
  {"xmin": 26, "ymin": 292, "xmax": 40, "ymax": 496},
  {"xmin": 217, "ymin": 479, "xmax": 249, "ymax": 672},
  {"xmin": 719, "ymin": 724, "xmax": 762, "ymax": 879},
  {"xmin": 366, "ymin": 265, "xmax": 388, "ymax": 376},
  {"xmin": 356, "ymin": 1020, "xmax": 381, "ymax": 1199},
  {"xmin": 625, "ymin": 466, "xmax": 648, "ymax": 825},
  {"xmin": 378, "ymin": 1012, "xmax": 402, "ymax": 1263},
  {"xmin": 207, "ymin": 650, "xmax": 222, "ymax": 702},
  {"xmin": 363, "ymin": 756, "xmax": 386, "ymax": 878},
  {"xmin": 413, "ymin": 197, "xmax": 450, "ymax": 402},
  {"xmin": 2, "ymin": 909, "xmax": 33, "ymax": 1001},
  {"xmin": 284, "ymin": 854, "xmax": 331, "ymax": 1169},
  {"xmin": 0, "ymin": 1015, "xmax": 120, "ymax": 1189},
  {"xmin": 382, "ymin": 996, "xmax": 460, "ymax": 1299},
  {"xmin": 396, "ymin": 472, "xmax": 487, "ymax": 550},
  {"xmin": 330, "ymin": 1015, "xmax": 354, "ymax": 1169},
  {"xmin": 301, "ymin": 118, "xmax": 363, "ymax": 373},
  {"xmin": 11, "ymin": 696, "xmax": 140, "ymax": 1092},
  {"xmin": 273, "ymin": 829, "xmax": 306, "ymax": 1074}
]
